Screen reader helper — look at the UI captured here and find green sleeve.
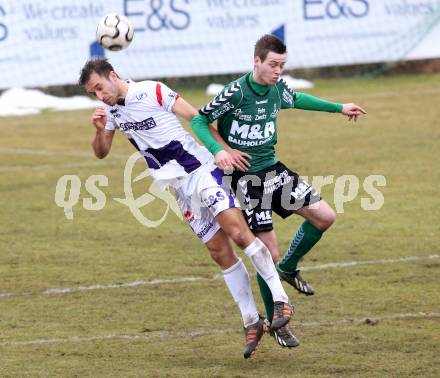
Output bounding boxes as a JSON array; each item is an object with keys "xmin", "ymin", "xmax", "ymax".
[
  {"xmin": 191, "ymin": 114, "xmax": 224, "ymax": 155},
  {"xmin": 294, "ymin": 92, "xmax": 343, "ymax": 113}
]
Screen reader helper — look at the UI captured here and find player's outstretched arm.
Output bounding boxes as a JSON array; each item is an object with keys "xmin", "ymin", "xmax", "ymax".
[
  {"xmin": 341, "ymin": 103, "xmax": 367, "ymax": 122},
  {"xmin": 91, "ymin": 106, "xmax": 115, "ymax": 159},
  {"xmin": 294, "ymin": 93, "xmax": 366, "ymax": 122},
  {"xmin": 294, "ymin": 92, "xmax": 343, "ymax": 112}
]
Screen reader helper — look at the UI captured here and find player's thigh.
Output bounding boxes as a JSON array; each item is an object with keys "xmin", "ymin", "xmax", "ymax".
[
  {"xmin": 175, "ymin": 181, "xmax": 223, "ymax": 247},
  {"xmin": 177, "ymin": 196, "xmax": 238, "ymax": 269},
  {"xmin": 294, "ymin": 199, "xmax": 336, "ymax": 231},
  {"xmin": 256, "ymin": 230, "xmax": 280, "ymax": 262}
]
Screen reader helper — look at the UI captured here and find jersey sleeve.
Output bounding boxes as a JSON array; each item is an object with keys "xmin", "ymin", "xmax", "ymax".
[
  {"xmin": 276, "ymin": 78, "xmax": 297, "ymax": 109},
  {"xmin": 191, "ymin": 114, "xmax": 224, "ymax": 155},
  {"xmin": 152, "ymin": 82, "xmax": 179, "ymax": 112},
  {"xmin": 294, "ymin": 92, "xmax": 343, "ymax": 113},
  {"xmin": 198, "ymin": 82, "xmax": 243, "ymax": 122}
]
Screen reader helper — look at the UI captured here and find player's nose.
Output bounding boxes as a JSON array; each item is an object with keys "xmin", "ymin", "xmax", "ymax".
[{"xmin": 96, "ymin": 91, "xmax": 104, "ymax": 101}]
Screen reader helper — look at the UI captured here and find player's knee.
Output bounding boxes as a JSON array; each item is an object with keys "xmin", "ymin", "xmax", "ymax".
[
  {"xmin": 259, "ymin": 239, "xmax": 279, "ymax": 262},
  {"xmin": 227, "ymin": 223, "xmax": 256, "ymax": 250},
  {"xmin": 208, "ymin": 245, "xmax": 234, "ymax": 269},
  {"xmin": 326, "ymin": 208, "xmax": 337, "ymax": 227},
  {"xmin": 227, "ymin": 227, "xmax": 247, "ymax": 249},
  {"xmin": 318, "ymin": 208, "xmax": 336, "ymax": 231},
  {"xmin": 208, "ymin": 247, "xmax": 222, "ymax": 264},
  {"xmin": 271, "ymin": 248, "xmax": 280, "ymax": 262}
]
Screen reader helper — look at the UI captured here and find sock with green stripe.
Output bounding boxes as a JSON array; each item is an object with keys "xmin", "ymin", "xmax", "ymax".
[{"xmin": 278, "ymin": 221, "xmax": 323, "ymax": 273}]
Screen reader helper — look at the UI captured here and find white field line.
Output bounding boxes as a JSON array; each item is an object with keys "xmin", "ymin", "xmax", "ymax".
[
  {"xmin": 0, "ymin": 147, "xmax": 129, "ymax": 159},
  {"xmin": 300, "ymin": 254, "xmax": 439, "ymax": 271},
  {"xmin": 0, "ymin": 276, "xmax": 223, "ymax": 298},
  {"xmin": 0, "ymin": 147, "xmax": 134, "ymax": 172},
  {"xmin": 324, "ymin": 86, "xmax": 440, "ymax": 100},
  {"xmin": 1, "ymin": 312, "xmax": 438, "ymax": 347},
  {"xmin": 0, "ymin": 161, "xmax": 123, "ymax": 172},
  {"xmin": 0, "ymin": 254, "xmax": 438, "ymax": 299},
  {"xmin": 2, "ymin": 84, "xmax": 440, "ymax": 166},
  {"xmin": 2, "ymin": 85, "xmax": 440, "ymax": 158}
]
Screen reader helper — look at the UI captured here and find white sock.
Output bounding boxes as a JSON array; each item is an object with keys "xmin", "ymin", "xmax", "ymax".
[
  {"xmin": 243, "ymin": 238, "xmax": 289, "ymax": 303},
  {"xmin": 223, "ymin": 258, "xmax": 259, "ymax": 327}
]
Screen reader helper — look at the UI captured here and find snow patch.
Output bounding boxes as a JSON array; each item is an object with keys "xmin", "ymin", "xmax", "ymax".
[{"xmin": 0, "ymin": 88, "xmax": 99, "ymax": 117}]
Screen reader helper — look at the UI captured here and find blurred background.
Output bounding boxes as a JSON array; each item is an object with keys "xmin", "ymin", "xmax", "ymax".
[
  {"xmin": 1, "ymin": 0, "xmax": 440, "ymax": 97},
  {"xmin": 1, "ymin": 2, "xmax": 439, "ymax": 377}
]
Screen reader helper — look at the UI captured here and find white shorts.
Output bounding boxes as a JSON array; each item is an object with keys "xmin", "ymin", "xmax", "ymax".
[{"xmin": 173, "ymin": 162, "xmax": 239, "ymax": 243}]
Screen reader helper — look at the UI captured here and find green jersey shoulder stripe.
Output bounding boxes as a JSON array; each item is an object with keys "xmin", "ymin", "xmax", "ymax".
[{"xmin": 199, "ymin": 82, "xmax": 243, "ymax": 117}]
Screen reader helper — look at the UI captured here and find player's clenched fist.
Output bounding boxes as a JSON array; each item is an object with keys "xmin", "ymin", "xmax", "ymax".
[{"xmin": 91, "ymin": 106, "xmax": 107, "ymax": 130}]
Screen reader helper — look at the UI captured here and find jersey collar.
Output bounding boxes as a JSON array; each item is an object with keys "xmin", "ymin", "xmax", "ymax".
[{"xmin": 246, "ymin": 72, "xmax": 271, "ymax": 97}]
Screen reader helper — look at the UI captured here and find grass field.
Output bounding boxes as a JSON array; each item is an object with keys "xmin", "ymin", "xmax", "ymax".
[{"xmin": 0, "ymin": 73, "xmax": 439, "ymax": 377}]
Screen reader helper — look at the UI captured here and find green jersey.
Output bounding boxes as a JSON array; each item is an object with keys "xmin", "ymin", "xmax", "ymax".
[{"xmin": 199, "ymin": 73, "xmax": 295, "ymax": 172}]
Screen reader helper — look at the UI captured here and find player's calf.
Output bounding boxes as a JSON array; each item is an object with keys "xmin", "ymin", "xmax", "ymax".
[{"xmin": 205, "ymin": 229, "xmax": 238, "ymax": 270}]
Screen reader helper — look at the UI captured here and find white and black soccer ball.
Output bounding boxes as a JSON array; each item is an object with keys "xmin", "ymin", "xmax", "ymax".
[{"xmin": 96, "ymin": 13, "xmax": 134, "ymax": 51}]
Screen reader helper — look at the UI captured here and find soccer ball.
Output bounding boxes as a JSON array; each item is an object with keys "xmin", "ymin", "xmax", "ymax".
[{"xmin": 96, "ymin": 13, "xmax": 134, "ymax": 51}]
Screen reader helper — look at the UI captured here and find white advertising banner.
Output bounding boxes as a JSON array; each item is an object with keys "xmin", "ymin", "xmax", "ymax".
[
  {"xmin": 0, "ymin": 0, "xmax": 439, "ymax": 89},
  {"xmin": 286, "ymin": 0, "xmax": 440, "ymax": 68}
]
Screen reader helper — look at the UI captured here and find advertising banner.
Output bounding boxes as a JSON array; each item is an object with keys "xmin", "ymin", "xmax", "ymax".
[
  {"xmin": 286, "ymin": 0, "xmax": 440, "ymax": 68},
  {"xmin": 0, "ymin": 0, "xmax": 439, "ymax": 89}
]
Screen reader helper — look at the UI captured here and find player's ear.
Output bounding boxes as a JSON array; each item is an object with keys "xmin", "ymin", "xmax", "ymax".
[
  {"xmin": 109, "ymin": 71, "xmax": 118, "ymax": 81},
  {"xmin": 254, "ymin": 56, "xmax": 261, "ymax": 66}
]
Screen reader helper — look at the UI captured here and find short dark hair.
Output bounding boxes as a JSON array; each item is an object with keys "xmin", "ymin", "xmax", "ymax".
[
  {"xmin": 78, "ymin": 58, "xmax": 115, "ymax": 86},
  {"xmin": 254, "ymin": 34, "xmax": 286, "ymax": 62}
]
